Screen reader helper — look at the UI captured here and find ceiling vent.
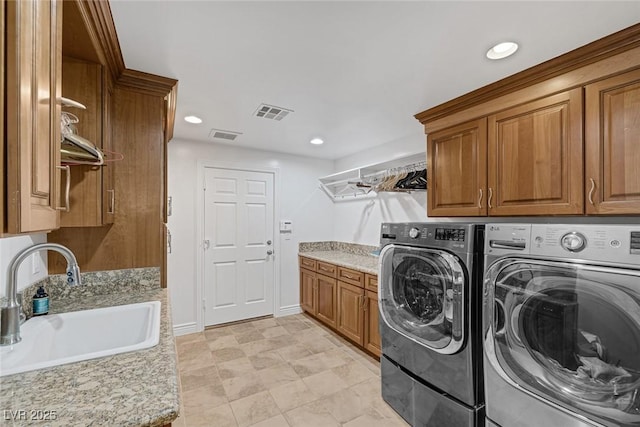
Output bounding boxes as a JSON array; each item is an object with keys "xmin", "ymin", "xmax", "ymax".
[
  {"xmin": 209, "ymin": 128, "xmax": 243, "ymax": 141},
  {"xmin": 254, "ymin": 103, "xmax": 293, "ymax": 121}
]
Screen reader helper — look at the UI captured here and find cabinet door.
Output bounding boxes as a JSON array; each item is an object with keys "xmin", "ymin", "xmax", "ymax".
[
  {"xmin": 5, "ymin": 0, "xmax": 62, "ymax": 233},
  {"xmin": 488, "ymin": 88, "xmax": 583, "ymax": 215},
  {"xmin": 316, "ymin": 274, "xmax": 337, "ymax": 328},
  {"xmin": 59, "ymin": 57, "xmax": 104, "ymax": 227},
  {"xmin": 363, "ymin": 290, "xmax": 381, "ymax": 358},
  {"xmin": 427, "ymin": 118, "xmax": 487, "ymax": 216},
  {"xmin": 585, "ymin": 68, "xmax": 640, "ymax": 214},
  {"xmin": 337, "ymin": 281, "xmax": 365, "ymax": 346},
  {"xmin": 300, "ymin": 268, "xmax": 317, "ymax": 315}
]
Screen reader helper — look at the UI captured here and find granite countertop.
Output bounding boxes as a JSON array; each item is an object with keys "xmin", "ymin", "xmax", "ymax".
[
  {"xmin": 299, "ymin": 241, "xmax": 379, "ymax": 275},
  {"xmin": 0, "ymin": 268, "xmax": 179, "ymax": 427}
]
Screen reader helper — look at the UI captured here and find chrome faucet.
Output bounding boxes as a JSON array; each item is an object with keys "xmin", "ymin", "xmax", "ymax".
[{"xmin": 0, "ymin": 243, "xmax": 82, "ymax": 346}]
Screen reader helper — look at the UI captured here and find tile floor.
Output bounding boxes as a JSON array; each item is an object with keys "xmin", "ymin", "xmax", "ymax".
[{"xmin": 173, "ymin": 313, "xmax": 409, "ymax": 427}]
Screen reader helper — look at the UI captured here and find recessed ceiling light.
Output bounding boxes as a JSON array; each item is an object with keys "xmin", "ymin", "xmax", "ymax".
[
  {"xmin": 184, "ymin": 115, "xmax": 203, "ymax": 124},
  {"xmin": 486, "ymin": 42, "xmax": 518, "ymax": 60},
  {"xmin": 310, "ymin": 138, "xmax": 324, "ymax": 145}
]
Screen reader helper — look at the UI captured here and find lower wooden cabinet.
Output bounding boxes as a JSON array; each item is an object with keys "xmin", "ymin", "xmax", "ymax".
[
  {"xmin": 316, "ymin": 274, "xmax": 337, "ymax": 328},
  {"xmin": 299, "ymin": 256, "xmax": 380, "ymax": 358},
  {"xmin": 300, "ymin": 268, "xmax": 316, "ymax": 314},
  {"xmin": 363, "ymin": 290, "xmax": 381, "ymax": 357},
  {"xmin": 337, "ymin": 280, "xmax": 365, "ymax": 346}
]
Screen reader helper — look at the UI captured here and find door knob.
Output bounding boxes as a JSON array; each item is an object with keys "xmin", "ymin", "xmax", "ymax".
[
  {"xmin": 267, "ymin": 250, "xmax": 274, "ymax": 255},
  {"xmin": 267, "ymin": 240, "xmax": 272, "ymax": 245}
]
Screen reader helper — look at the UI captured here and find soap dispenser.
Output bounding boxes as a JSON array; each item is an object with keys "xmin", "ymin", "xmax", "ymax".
[{"xmin": 32, "ymin": 285, "xmax": 49, "ymax": 316}]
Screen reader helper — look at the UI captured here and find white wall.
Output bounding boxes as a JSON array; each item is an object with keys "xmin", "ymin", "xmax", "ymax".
[
  {"xmin": 0, "ymin": 233, "xmax": 47, "ymax": 299},
  {"xmin": 332, "ymin": 133, "xmax": 427, "ymax": 245},
  {"xmin": 167, "ymin": 139, "xmax": 334, "ymax": 334}
]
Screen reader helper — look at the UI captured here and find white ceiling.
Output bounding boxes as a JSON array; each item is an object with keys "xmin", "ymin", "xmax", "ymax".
[{"xmin": 110, "ymin": 1, "xmax": 640, "ymax": 160}]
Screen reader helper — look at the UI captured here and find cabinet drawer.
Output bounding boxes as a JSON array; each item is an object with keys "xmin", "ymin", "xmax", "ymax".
[
  {"xmin": 337, "ymin": 267, "xmax": 364, "ymax": 287},
  {"xmin": 365, "ymin": 274, "xmax": 378, "ymax": 292},
  {"xmin": 299, "ymin": 256, "xmax": 317, "ymax": 271},
  {"xmin": 317, "ymin": 261, "xmax": 337, "ymax": 278}
]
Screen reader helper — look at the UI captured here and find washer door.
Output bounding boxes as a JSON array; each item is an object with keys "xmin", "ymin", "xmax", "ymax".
[
  {"xmin": 379, "ymin": 244, "xmax": 466, "ymax": 354},
  {"xmin": 485, "ymin": 258, "xmax": 640, "ymax": 426}
]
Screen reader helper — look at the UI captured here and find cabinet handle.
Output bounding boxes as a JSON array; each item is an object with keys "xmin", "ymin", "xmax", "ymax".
[
  {"xmin": 478, "ymin": 189, "xmax": 483, "ymax": 208},
  {"xmin": 488, "ymin": 187, "xmax": 493, "ymax": 209},
  {"xmin": 362, "ymin": 295, "xmax": 368, "ymax": 311},
  {"xmin": 359, "ymin": 294, "xmax": 366, "ymax": 310},
  {"xmin": 107, "ymin": 189, "xmax": 115, "ymax": 214},
  {"xmin": 56, "ymin": 165, "xmax": 71, "ymax": 212},
  {"xmin": 588, "ymin": 178, "xmax": 596, "ymax": 205},
  {"xmin": 167, "ymin": 229, "xmax": 172, "ymax": 254}
]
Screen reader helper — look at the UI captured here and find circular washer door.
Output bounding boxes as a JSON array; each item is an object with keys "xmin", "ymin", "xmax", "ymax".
[
  {"xmin": 379, "ymin": 244, "xmax": 466, "ymax": 354},
  {"xmin": 485, "ymin": 257, "xmax": 640, "ymax": 426}
]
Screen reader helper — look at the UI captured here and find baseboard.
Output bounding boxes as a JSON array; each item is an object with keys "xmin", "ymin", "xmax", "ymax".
[
  {"xmin": 276, "ymin": 304, "xmax": 302, "ymax": 317},
  {"xmin": 173, "ymin": 322, "xmax": 198, "ymax": 336}
]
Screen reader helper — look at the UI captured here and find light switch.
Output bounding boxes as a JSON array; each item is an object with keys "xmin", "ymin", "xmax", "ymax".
[{"xmin": 279, "ymin": 220, "xmax": 293, "ymax": 232}]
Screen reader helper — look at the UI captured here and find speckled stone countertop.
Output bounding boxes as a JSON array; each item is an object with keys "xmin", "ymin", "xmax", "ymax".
[
  {"xmin": 298, "ymin": 241, "xmax": 379, "ymax": 275},
  {"xmin": 0, "ymin": 267, "xmax": 180, "ymax": 427}
]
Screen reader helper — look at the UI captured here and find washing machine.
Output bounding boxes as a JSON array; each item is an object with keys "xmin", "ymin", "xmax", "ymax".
[
  {"xmin": 379, "ymin": 222, "xmax": 485, "ymax": 426},
  {"xmin": 483, "ymin": 224, "xmax": 640, "ymax": 427}
]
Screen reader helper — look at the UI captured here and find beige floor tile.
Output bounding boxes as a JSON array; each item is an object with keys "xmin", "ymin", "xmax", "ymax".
[
  {"xmin": 183, "ymin": 383, "xmax": 228, "ymax": 411},
  {"xmin": 228, "ymin": 322, "xmax": 257, "ymax": 333},
  {"xmin": 343, "ymin": 410, "xmax": 409, "ymax": 427},
  {"xmin": 177, "ymin": 340, "xmax": 211, "ymax": 359},
  {"xmin": 301, "ymin": 370, "xmax": 349, "ymax": 397},
  {"xmin": 212, "ymin": 346, "xmax": 247, "ymax": 364},
  {"xmin": 218, "ymin": 357, "xmax": 256, "ymax": 380},
  {"xmin": 284, "ymin": 400, "xmax": 340, "ymax": 427},
  {"xmin": 240, "ymin": 338, "xmax": 281, "ymax": 356},
  {"xmin": 185, "ymin": 402, "xmax": 238, "ymax": 427},
  {"xmin": 178, "ymin": 351, "xmax": 216, "ymax": 373},
  {"xmin": 260, "ymin": 326, "xmax": 290, "ymax": 338},
  {"xmin": 276, "ymin": 344, "xmax": 313, "ymax": 362},
  {"xmin": 251, "ymin": 318, "xmax": 280, "ymax": 330},
  {"xmin": 266, "ymin": 334, "xmax": 298, "ymax": 349},
  {"xmin": 236, "ymin": 329, "xmax": 266, "ymax": 344},
  {"xmin": 332, "ymin": 360, "xmax": 377, "ymax": 386},
  {"xmin": 171, "ymin": 412, "xmax": 187, "ymax": 427},
  {"xmin": 204, "ymin": 327, "xmax": 234, "ymax": 340},
  {"xmin": 257, "ymin": 362, "xmax": 300, "ymax": 389},
  {"xmin": 300, "ymin": 336, "xmax": 338, "ymax": 354},
  {"xmin": 176, "ymin": 332, "xmax": 205, "ymax": 347},
  {"xmin": 208, "ymin": 334, "xmax": 240, "ymax": 351},
  {"xmin": 314, "ymin": 348, "xmax": 353, "ymax": 369},
  {"xmin": 248, "ymin": 350, "xmax": 285, "ymax": 370},
  {"xmin": 222, "ymin": 371, "xmax": 267, "ymax": 401},
  {"xmin": 317, "ymin": 387, "xmax": 372, "ymax": 423},
  {"xmin": 275, "ymin": 315, "xmax": 303, "ymax": 325},
  {"xmin": 247, "ymin": 414, "xmax": 290, "ymax": 427},
  {"xmin": 282, "ymin": 321, "xmax": 311, "ymax": 334},
  {"xmin": 230, "ymin": 390, "xmax": 281, "ymax": 427},
  {"xmin": 290, "ymin": 353, "xmax": 329, "ymax": 378},
  {"xmin": 268, "ymin": 379, "xmax": 318, "ymax": 412},
  {"xmin": 180, "ymin": 364, "xmax": 220, "ymax": 392}
]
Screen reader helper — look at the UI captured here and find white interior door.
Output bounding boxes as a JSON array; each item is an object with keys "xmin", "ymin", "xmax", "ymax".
[{"xmin": 203, "ymin": 167, "xmax": 275, "ymax": 326}]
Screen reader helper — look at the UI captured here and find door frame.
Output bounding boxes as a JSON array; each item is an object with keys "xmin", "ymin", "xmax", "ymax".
[{"xmin": 196, "ymin": 160, "xmax": 281, "ymax": 332}]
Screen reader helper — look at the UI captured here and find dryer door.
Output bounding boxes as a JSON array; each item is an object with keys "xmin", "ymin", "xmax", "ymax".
[
  {"xmin": 379, "ymin": 244, "xmax": 466, "ymax": 354},
  {"xmin": 485, "ymin": 258, "xmax": 640, "ymax": 426}
]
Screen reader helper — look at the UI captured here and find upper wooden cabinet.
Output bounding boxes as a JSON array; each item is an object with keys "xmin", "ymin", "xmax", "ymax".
[
  {"xmin": 59, "ymin": 57, "xmax": 115, "ymax": 227},
  {"xmin": 417, "ymin": 23, "xmax": 640, "ymax": 217},
  {"xmin": 427, "ymin": 118, "xmax": 487, "ymax": 217},
  {"xmin": 585, "ymin": 68, "xmax": 640, "ymax": 214},
  {"xmin": 4, "ymin": 0, "xmax": 63, "ymax": 233},
  {"xmin": 487, "ymin": 89, "xmax": 583, "ymax": 216}
]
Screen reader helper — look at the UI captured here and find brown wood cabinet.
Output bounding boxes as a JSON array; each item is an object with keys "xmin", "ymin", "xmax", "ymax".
[
  {"xmin": 337, "ymin": 280, "xmax": 365, "ymax": 346},
  {"xmin": 418, "ymin": 23, "xmax": 640, "ymax": 217},
  {"xmin": 585, "ymin": 68, "xmax": 640, "ymax": 214},
  {"xmin": 427, "ymin": 119, "xmax": 487, "ymax": 217},
  {"xmin": 363, "ymin": 289, "xmax": 381, "ymax": 356},
  {"xmin": 487, "ymin": 89, "xmax": 584, "ymax": 216},
  {"xmin": 3, "ymin": 0, "xmax": 63, "ymax": 234},
  {"xmin": 58, "ymin": 57, "xmax": 115, "ymax": 227},
  {"xmin": 316, "ymin": 274, "xmax": 337, "ymax": 329},
  {"xmin": 299, "ymin": 257, "xmax": 380, "ymax": 357}
]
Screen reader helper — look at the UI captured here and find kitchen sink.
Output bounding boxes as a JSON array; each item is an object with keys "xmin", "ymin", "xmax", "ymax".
[{"xmin": 0, "ymin": 301, "xmax": 161, "ymax": 377}]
